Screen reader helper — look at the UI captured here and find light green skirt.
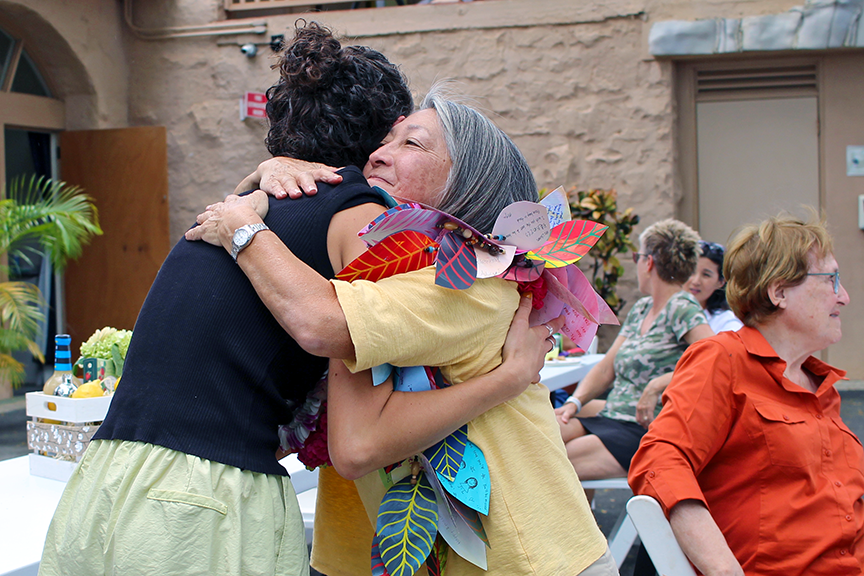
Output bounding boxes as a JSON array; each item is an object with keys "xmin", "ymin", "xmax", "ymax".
[{"xmin": 39, "ymin": 439, "xmax": 309, "ymax": 576}]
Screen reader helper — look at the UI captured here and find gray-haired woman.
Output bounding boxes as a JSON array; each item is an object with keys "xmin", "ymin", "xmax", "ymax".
[
  {"xmin": 554, "ymin": 219, "xmax": 714, "ymax": 481},
  {"xmin": 189, "ymin": 88, "xmax": 617, "ymax": 576}
]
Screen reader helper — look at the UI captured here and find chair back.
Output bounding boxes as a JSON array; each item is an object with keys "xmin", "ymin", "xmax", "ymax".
[{"xmin": 626, "ymin": 495, "xmax": 697, "ymax": 576}]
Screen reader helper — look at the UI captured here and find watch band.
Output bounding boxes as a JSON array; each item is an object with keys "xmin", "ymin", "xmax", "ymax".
[{"xmin": 231, "ymin": 223, "xmax": 269, "ymax": 261}]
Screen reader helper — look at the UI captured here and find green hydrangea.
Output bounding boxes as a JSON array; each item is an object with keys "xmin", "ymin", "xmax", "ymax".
[{"xmin": 79, "ymin": 327, "xmax": 133, "ymax": 360}]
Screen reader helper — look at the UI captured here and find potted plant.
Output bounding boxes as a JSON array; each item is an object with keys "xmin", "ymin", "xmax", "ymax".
[
  {"xmin": 568, "ymin": 187, "xmax": 640, "ymax": 316},
  {"xmin": 0, "ymin": 175, "xmax": 101, "ymax": 399}
]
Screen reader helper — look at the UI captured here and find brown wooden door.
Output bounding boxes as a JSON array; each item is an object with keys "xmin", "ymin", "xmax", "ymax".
[{"xmin": 60, "ymin": 126, "xmax": 170, "ymax": 351}]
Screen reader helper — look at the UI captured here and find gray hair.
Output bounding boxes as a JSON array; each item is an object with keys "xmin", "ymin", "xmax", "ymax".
[{"xmin": 420, "ymin": 86, "xmax": 538, "ymax": 234}]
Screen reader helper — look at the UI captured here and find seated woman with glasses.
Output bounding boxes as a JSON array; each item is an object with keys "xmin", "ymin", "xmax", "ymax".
[
  {"xmin": 684, "ymin": 240, "xmax": 744, "ymax": 334},
  {"xmin": 629, "ymin": 213, "xmax": 857, "ymax": 575},
  {"xmin": 554, "ymin": 219, "xmax": 714, "ymax": 480}
]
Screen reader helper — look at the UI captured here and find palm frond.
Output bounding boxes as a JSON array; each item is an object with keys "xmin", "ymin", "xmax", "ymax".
[
  {"xmin": 0, "ymin": 350, "xmax": 26, "ymax": 387},
  {"xmin": 2, "ymin": 174, "xmax": 102, "ymax": 270},
  {"xmin": 0, "ymin": 281, "xmax": 44, "ymax": 337}
]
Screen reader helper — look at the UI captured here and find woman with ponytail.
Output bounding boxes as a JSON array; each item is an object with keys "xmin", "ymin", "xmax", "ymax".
[{"xmin": 554, "ymin": 219, "xmax": 714, "ymax": 480}]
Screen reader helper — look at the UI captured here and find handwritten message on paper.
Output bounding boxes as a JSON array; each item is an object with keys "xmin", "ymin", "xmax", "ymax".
[
  {"xmin": 436, "ymin": 441, "xmax": 490, "ymax": 515},
  {"xmin": 475, "ymin": 244, "xmax": 517, "ymax": 278},
  {"xmin": 540, "ymin": 186, "xmax": 571, "ymax": 229},
  {"xmin": 421, "ymin": 455, "xmax": 488, "ymax": 570},
  {"xmin": 491, "ymin": 202, "xmax": 551, "ymax": 251}
]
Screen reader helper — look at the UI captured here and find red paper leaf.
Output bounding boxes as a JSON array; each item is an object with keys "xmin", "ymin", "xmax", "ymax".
[
  {"xmin": 337, "ymin": 230, "xmax": 437, "ymax": 283},
  {"xmin": 526, "ymin": 220, "xmax": 608, "ymax": 268}
]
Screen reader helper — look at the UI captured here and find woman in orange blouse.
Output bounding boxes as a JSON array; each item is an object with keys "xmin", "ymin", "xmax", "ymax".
[{"xmin": 629, "ymin": 213, "xmax": 862, "ymax": 576}]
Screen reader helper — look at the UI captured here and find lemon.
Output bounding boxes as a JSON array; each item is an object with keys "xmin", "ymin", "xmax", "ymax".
[{"xmin": 71, "ymin": 382, "xmax": 104, "ymax": 398}]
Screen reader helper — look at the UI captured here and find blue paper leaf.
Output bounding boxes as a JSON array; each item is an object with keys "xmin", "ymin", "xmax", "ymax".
[
  {"xmin": 435, "ymin": 233, "xmax": 477, "ymax": 290},
  {"xmin": 394, "ymin": 365, "xmax": 434, "ymax": 393},
  {"xmin": 376, "ymin": 473, "xmax": 439, "ymax": 576},
  {"xmin": 371, "ymin": 534, "xmax": 391, "ymax": 576},
  {"xmin": 423, "ymin": 426, "xmax": 468, "ymax": 482}
]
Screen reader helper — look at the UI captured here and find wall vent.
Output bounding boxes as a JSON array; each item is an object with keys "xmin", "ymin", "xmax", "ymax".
[{"xmin": 695, "ymin": 65, "xmax": 817, "ymax": 100}]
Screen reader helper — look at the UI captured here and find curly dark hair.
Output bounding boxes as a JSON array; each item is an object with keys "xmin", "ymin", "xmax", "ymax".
[{"xmin": 265, "ymin": 22, "xmax": 413, "ymax": 168}]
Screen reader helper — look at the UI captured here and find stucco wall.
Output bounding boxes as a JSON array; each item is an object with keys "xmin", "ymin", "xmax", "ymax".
[
  {"xmin": 119, "ymin": 0, "xmax": 821, "ymax": 322},
  {"xmin": 122, "ymin": 0, "xmax": 689, "ymax": 315},
  {"xmin": 15, "ymin": 0, "xmax": 860, "ymax": 362},
  {"xmin": 0, "ymin": 0, "xmax": 129, "ymax": 129}
]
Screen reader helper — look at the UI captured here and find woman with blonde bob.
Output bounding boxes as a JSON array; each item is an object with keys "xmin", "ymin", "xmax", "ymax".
[
  {"xmin": 630, "ymin": 213, "xmax": 860, "ymax": 576},
  {"xmin": 555, "ymin": 219, "xmax": 712, "ymax": 480}
]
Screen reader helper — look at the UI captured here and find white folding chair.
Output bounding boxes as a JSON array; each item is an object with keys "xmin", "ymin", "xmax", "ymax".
[
  {"xmin": 626, "ymin": 495, "xmax": 697, "ymax": 576},
  {"xmin": 581, "ymin": 478, "xmax": 638, "ymax": 568}
]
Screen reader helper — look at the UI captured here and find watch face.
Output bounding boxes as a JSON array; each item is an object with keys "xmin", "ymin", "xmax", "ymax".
[{"xmin": 235, "ymin": 227, "xmax": 252, "ymax": 245}]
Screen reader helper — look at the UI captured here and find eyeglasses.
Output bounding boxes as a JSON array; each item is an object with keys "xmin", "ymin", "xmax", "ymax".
[
  {"xmin": 807, "ymin": 271, "xmax": 841, "ymax": 294},
  {"xmin": 632, "ymin": 252, "xmax": 650, "ymax": 264}
]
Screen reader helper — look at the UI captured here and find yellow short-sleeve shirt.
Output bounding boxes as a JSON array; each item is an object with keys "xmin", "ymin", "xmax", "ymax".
[{"xmin": 312, "ymin": 267, "xmax": 607, "ymax": 576}]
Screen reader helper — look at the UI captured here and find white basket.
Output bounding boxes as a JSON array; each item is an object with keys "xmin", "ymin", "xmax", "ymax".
[
  {"xmin": 25, "ymin": 391, "xmax": 113, "ymax": 480},
  {"xmin": 25, "ymin": 391, "xmax": 112, "ymax": 422},
  {"xmin": 28, "ymin": 453, "xmax": 78, "ymax": 482}
]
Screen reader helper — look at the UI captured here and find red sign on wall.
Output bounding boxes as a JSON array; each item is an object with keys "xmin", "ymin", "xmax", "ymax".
[{"xmin": 240, "ymin": 91, "xmax": 267, "ymax": 120}]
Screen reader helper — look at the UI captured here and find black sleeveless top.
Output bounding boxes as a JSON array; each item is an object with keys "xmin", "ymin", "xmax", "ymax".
[{"xmin": 94, "ymin": 166, "xmax": 384, "ymax": 475}]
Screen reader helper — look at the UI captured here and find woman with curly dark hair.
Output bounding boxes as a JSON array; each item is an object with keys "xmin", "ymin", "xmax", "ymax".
[
  {"xmin": 39, "ymin": 23, "xmax": 556, "ymax": 576},
  {"xmin": 264, "ymin": 21, "xmax": 413, "ymax": 169}
]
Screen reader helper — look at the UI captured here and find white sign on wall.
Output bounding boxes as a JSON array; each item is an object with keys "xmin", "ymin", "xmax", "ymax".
[{"xmin": 240, "ymin": 92, "xmax": 267, "ymax": 120}]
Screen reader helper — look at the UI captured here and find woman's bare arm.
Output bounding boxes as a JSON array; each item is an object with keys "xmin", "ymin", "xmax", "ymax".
[
  {"xmin": 669, "ymin": 500, "xmax": 744, "ymax": 576},
  {"xmin": 185, "ymin": 196, "xmax": 384, "ymax": 359},
  {"xmin": 327, "ymin": 294, "xmax": 564, "ymax": 479},
  {"xmin": 554, "ymin": 335, "xmax": 626, "ymax": 425}
]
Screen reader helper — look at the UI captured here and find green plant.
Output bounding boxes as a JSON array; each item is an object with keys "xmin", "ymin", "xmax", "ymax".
[
  {"xmin": 568, "ymin": 188, "xmax": 640, "ymax": 315},
  {"xmin": 0, "ymin": 175, "xmax": 102, "ymax": 387}
]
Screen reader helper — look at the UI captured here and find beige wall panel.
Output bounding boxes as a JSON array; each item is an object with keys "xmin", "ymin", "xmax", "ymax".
[
  {"xmin": 696, "ymin": 97, "xmax": 820, "ymax": 244},
  {"xmin": 820, "ymin": 55, "xmax": 864, "ymax": 378}
]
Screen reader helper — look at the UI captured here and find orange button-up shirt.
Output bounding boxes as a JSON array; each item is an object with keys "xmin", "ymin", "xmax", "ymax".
[{"xmin": 629, "ymin": 327, "xmax": 864, "ymax": 575}]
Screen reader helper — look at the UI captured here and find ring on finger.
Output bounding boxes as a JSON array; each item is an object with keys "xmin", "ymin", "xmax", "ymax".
[
  {"xmin": 546, "ymin": 336, "xmax": 556, "ymax": 347},
  {"xmin": 543, "ymin": 323, "xmax": 554, "ymax": 337}
]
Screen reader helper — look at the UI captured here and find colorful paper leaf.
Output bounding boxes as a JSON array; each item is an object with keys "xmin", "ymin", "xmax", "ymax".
[
  {"xmin": 435, "ymin": 233, "xmax": 477, "ymax": 290},
  {"xmin": 360, "ymin": 204, "xmax": 442, "ymax": 246},
  {"xmin": 500, "ymin": 258, "xmax": 544, "ymax": 282},
  {"xmin": 371, "ymin": 536, "xmax": 392, "ymax": 576},
  {"xmin": 420, "ymin": 454, "xmax": 489, "ymax": 570},
  {"xmin": 437, "ymin": 440, "xmax": 491, "ymax": 516},
  {"xmin": 423, "ymin": 425, "xmax": 468, "ymax": 482},
  {"xmin": 426, "ymin": 536, "xmax": 448, "ymax": 576},
  {"xmin": 337, "ymin": 230, "xmax": 437, "ymax": 283},
  {"xmin": 526, "ymin": 220, "xmax": 608, "ymax": 268},
  {"xmin": 376, "ymin": 473, "xmax": 439, "ymax": 576},
  {"xmin": 445, "ymin": 492, "xmax": 490, "ymax": 547}
]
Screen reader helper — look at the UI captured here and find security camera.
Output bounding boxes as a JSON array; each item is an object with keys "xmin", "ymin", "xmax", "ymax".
[{"xmin": 240, "ymin": 43, "xmax": 257, "ymax": 58}]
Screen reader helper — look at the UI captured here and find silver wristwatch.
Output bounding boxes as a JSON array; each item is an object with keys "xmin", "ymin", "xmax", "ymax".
[{"xmin": 230, "ymin": 223, "xmax": 269, "ymax": 262}]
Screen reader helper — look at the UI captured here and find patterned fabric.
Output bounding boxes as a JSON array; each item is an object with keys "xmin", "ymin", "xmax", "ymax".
[{"xmin": 601, "ymin": 291, "xmax": 706, "ymax": 423}]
